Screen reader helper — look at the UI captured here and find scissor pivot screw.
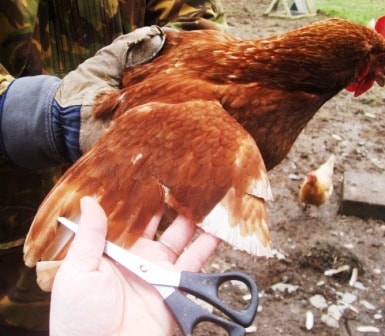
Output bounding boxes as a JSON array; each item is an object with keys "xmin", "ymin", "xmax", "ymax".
[{"xmin": 140, "ymin": 264, "xmax": 149, "ymax": 272}]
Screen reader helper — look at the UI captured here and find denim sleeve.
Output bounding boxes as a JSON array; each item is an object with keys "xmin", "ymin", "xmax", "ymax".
[{"xmin": 0, "ymin": 75, "xmax": 80, "ymax": 169}]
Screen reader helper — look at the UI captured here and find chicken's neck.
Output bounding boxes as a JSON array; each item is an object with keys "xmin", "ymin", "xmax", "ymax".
[
  {"xmin": 219, "ymin": 83, "xmax": 326, "ymax": 171},
  {"xmin": 205, "ymin": 19, "xmax": 384, "ymax": 99},
  {"xmin": 204, "ymin": 24, "xmax": 380, "ymax": 169},
  {"xmin": 208, "ymin": 40, "xmax": 348, "ymax": 99}
]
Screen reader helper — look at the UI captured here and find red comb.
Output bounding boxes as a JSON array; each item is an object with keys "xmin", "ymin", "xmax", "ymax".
[{"xmin": 375, "ymin": 16, "xmax": 385, "ymax": 37}]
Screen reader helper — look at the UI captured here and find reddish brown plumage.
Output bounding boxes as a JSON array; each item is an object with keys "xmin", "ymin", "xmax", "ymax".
[
  {"xmin": 95, "ymin": 18, "xmax": 385, "ymax": 169},
  {"xmin": 24, "ymin": 18, "xmax": 385, "ymax": 272}
]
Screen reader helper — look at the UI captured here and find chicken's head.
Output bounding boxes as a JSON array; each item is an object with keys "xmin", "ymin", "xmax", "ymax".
[
  {"xmin": 346, "ymin": 15, "xmax": 385, "ymax": 96},
  {"xmin": 305, "ymin": 173, "xmax": 317, "ymax": 186}
]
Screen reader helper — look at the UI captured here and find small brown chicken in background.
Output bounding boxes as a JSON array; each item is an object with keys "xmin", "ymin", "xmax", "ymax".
[
  {"xmin": 299, "ymin": 154, "xmax": 336, "ymax": 212},
  {"xmin": 23, "ymin": 16, "xmax": 385, "ymax": 290}
]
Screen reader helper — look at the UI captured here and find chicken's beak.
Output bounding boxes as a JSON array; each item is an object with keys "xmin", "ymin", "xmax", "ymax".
[
  {"xmin": 375, "ymin": 75, "xmax": 385, "ymax": 87},
  {"xmin": 374, "ymin": 53, "xmax": 385, "ymax": 87}
]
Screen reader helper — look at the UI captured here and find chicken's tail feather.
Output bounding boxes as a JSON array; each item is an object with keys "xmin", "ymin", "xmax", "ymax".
[{"xmin": 316, "ymin": 154, "xmax": 335, "ymax": 182}]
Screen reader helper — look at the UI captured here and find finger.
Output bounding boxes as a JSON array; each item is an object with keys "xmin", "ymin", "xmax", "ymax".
[
  {"xmin": 140, "ymin": 208, "xmax": 164, "ymax": 239},
  {"xmin": 175, "ymin": 232, "xmax": 221, "ymax": 272},
  {"xmin": 157, "ymin": 215, "xmax": 196, "ymax": 262},
  {"xmin": 63, "ymin": 196, "xmax": 108, "ymax": 273}
]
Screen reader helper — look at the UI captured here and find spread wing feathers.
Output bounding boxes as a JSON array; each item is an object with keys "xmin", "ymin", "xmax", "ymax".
[{"xmin": 24, "ymin": 100, "xmax": 273, "ymax": 267}]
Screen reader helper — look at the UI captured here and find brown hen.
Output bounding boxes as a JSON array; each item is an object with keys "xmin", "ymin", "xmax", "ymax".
[{"xmin": 24, "ymin": 18, "xmax": 385, "ymax": 279}]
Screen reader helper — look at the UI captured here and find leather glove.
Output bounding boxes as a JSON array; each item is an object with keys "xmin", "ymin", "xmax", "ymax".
[{"xmin": 0, "ymin": 26, "xmax": 165, "ymax": 169}]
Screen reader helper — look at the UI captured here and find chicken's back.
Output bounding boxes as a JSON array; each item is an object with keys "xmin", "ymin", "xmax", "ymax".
[{"xmin": 95, "ymin": 19, "xmax": 385, "ymax": 170}]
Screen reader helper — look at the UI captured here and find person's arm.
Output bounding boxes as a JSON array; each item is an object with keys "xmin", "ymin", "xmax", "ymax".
[
  {"xmin": 0, "ymin": 26, "xmax": 165, "ymax": 169},
  {"xmin": 146, "ymin": 0, "xmax": 228, "ymax": 32}
]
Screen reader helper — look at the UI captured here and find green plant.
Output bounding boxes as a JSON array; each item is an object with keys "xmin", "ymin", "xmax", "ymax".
[{"xmin": 316, "ymin": 0, "xmax": 385, "ymax": 24}]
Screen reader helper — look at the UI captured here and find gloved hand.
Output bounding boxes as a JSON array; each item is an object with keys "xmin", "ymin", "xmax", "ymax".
[{"xmin": 0, "ymin": 25, "xmax": 165, "ymax": 169}]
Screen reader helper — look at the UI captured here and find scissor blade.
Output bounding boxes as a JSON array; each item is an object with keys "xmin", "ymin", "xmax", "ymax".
[{"xmin": 57, "ymin": 216, "xmax": 181, "ymax": 288}]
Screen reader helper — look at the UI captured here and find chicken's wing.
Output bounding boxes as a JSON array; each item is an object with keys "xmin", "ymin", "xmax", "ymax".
[{"xmin": 24, "ymin": 100, "xmax": 273, "ymax": 269}]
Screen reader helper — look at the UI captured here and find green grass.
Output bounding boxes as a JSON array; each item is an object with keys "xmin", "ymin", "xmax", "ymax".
[{"xmin": 316, "ymin": 0, "xmax": 385, "ymax": 24}]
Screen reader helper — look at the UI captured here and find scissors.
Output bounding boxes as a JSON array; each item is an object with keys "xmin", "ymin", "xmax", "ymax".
[{"xmin": 58, "ymin": 217, "xmax": 259, "ymax": 336}]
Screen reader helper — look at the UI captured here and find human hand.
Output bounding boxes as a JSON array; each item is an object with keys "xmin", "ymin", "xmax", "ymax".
[
  {"xmin": 50, "ymin": 196, "xmax": 220, "ymax": 336},
  {"xmin": 55, "ymin": 25, "xmax": 166, "ymax": 155}
]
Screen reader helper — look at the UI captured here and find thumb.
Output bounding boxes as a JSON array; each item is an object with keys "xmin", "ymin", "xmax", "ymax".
[{"xmin": 63, "ymin": 196, "xmax": 108, "ymax": 274}]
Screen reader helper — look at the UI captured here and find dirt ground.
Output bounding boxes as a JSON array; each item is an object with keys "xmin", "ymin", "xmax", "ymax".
[{"xmin": 186, "ymin": 1, "xmax": 385, "ymax": 335}]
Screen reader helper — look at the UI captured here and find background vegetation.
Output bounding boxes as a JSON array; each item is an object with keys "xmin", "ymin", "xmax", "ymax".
[{"xmin": 316, "ymin": 0, "xmax": 385, "ymax": 24}]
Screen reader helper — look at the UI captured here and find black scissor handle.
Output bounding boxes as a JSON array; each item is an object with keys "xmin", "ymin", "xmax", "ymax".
[
  {"xmin": 165, "ymin": 290, "xmax": 246, "ymax": 336},
  {"xmin": 178, "ymin": 271, "xmax": 259, "ymax": 327}
]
